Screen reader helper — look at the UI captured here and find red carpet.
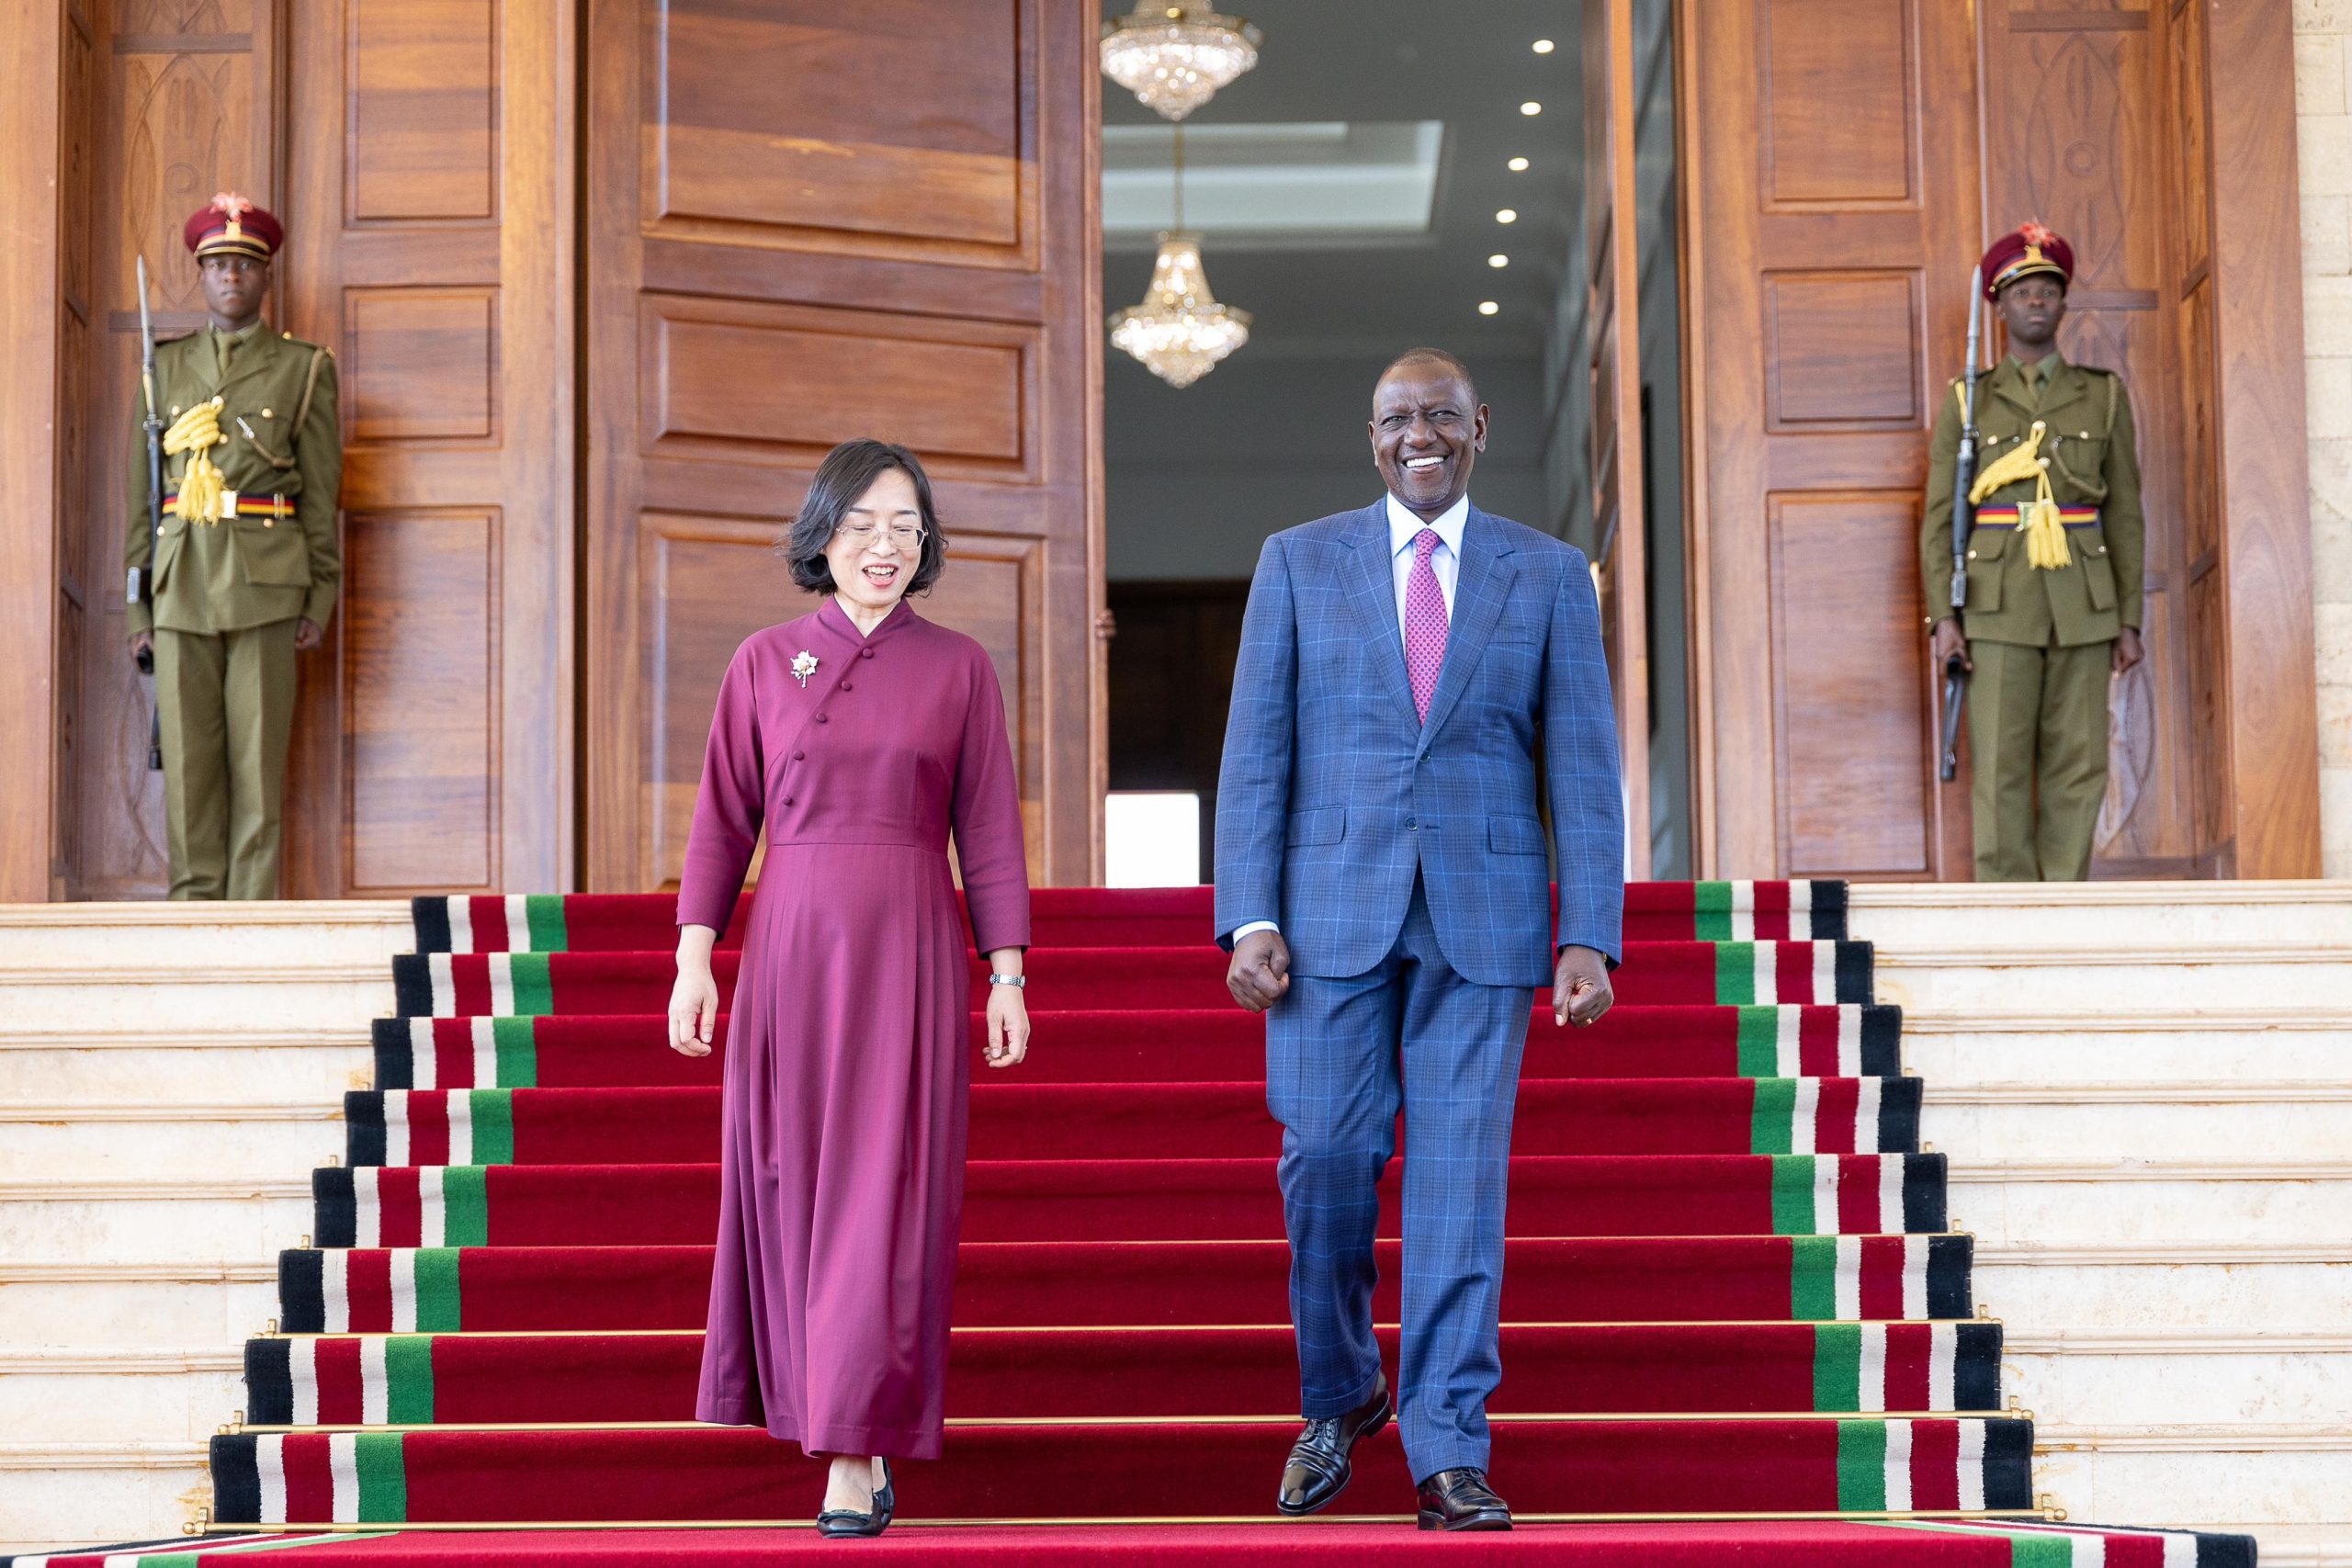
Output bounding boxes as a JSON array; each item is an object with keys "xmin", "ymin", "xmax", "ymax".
[{"xmin": 16, "ymin": 881, "xmax": 2258, "ymax": 1563}]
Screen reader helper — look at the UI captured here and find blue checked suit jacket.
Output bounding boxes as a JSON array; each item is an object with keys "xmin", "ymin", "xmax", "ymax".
[{"xmin": 1214, "ymin": 500, "xmax": 1625, "ymax": 987}]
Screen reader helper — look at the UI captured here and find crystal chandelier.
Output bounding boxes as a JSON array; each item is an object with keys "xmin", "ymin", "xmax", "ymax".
[
  {"xmin": 1108, "ymin": 125, "xmax": 1251, "ymax": 388},
  {"xmin": 1100, "ymin": 1, "xmax": 1262, "ymax": 121}
]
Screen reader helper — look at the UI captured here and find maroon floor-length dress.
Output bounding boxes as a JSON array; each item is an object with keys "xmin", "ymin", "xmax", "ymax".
[{"xmin": 677, "ymin": 597, "xmax": 1030, "ymax": 1461}]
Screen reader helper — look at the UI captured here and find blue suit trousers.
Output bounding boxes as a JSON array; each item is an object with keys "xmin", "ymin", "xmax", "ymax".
[{"xmin": 1267, "ymin": 873, "xmax": 1533, "ymax": 1483}]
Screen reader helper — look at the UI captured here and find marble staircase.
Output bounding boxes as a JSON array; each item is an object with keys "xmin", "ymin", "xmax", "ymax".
[{"xmin": 1, "ymin": 886, "xmax": 2346, "ymax": 1559}]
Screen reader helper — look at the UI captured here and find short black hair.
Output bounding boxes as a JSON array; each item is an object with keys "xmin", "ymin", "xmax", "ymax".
[
  {"xmin": 778, "ymin": 439, "xmax": 949, "ymax": 597},
  {"xmin": 1379, "ymin": 347, "xmax": 1480, "ymax": 408}
]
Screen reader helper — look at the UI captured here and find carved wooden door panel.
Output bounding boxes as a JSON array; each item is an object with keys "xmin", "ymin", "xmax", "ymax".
[
  {"xmin": 1585, "ymin": 0, "xmax": 1651, "ymax": 879},
  {"xmin": 1679, "ymin": 0, "xmax": 1983, "ymax": 879},
  {"xmin": 583, "ymin": 0, "xmax": 1103, "ymax": 893}
]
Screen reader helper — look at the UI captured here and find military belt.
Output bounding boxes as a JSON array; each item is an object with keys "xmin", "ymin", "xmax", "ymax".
[
  {"xmin": 164, "ymin": 491, "xmax": 294, "ymax": 523},
  {"xmin": 1970, "ymin": 503, "xmax": 2099, "ymax": 530}
]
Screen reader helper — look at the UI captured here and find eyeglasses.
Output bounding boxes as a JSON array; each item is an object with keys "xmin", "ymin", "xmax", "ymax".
[{"xmin": 835, "ymin": 522, "xmax": 925, "ymax": 548}]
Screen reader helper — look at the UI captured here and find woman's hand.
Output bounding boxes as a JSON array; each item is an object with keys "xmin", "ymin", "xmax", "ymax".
[
  {"xmin": 982, "ymin": 947, "xmax": 1029, "ymax": 1068},
  {"xmin": 670, "ymin": 925, "xmax": 720, "ymax": 1057}
]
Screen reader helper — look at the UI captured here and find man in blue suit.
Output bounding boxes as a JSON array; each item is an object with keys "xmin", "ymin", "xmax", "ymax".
[{"xmin": 1215, "ymin": 348, "xmax": 1625, "ymax": 1531}]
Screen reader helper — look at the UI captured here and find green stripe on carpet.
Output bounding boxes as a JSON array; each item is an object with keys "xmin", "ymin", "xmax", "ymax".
[
  {"xmin": 1836, "ymin": 1416, "xmax": 1887, "ymax": 1510},
  {"xmin": 1736, "ymin": 1007, "xmax": 1781, "ymax": 1077},
  {"xmin": 509, "ymin": 954, "xmax": 554, "ymax": 1017},
  {"xmin": 385, "ymin": 1335, "xmax": 435, "ymax": 1425},
  {"xmin": 1751, "ymin": 1077, "xmax": 1796, "ymax": 1155},
  {"xmin": 355, "ymin": 1430, "xmax": 408, "ymax": 1520},
  {"xmin": 1813, "ymin": 1322, "xmax": 1861, "ymax": 1413},
  {"xmin": 1695, "ymin": 881, "xmax": 1735, "ymax": 942},
  {"xmin": 1715, "ymin": 941, "xmax": 1756, "ymax": 1005},
  {"xmin": 1873, "ymin": 1522, "xmax": 2079, "ymax": 1566},
  {"xmin": 469, "ymin": 1089, "xmax": 515, "ymax": 1165},
  {"xmin": 524, "ymin": 894, "xmax": 568, "ymax": 953},
  {"xmin": 414, "ymin": 1248, "xmax": 462, "ymax": 1332},
  {"xmin": 1771, "ymin": 1155, "xmax": 1819, "ymax": 1235},
  {"xmin": 492, "ymin": 1017, "xmax": 537, "ymax": 1088},
  {"xmin": 1789, "ymin": 1235, "xmax": 1838, "ymax": 1321},
  {"xmin": 442, "ymin": 1168, "xmax": 490, "ymax": 1247}
]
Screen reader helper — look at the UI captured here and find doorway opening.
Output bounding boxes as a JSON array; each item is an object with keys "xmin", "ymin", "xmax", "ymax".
[{"xmin": 1100, "ymin": 1, "xmax": 1691, "ymax": 883}]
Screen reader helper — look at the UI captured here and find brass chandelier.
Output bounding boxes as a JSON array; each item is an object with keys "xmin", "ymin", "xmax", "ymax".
[
  {"xmin": 1107, "ymin": 125, "xmax": 1252, "ymax": 389},
  {"xmin": 1099, "ymin": 1, "xmax": 1262, "ymax": 121}
]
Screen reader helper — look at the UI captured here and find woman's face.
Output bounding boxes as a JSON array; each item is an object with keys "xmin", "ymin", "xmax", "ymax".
[{"xmin": 823, "ymin": 468, "xmax": 925, "ymax": 615}]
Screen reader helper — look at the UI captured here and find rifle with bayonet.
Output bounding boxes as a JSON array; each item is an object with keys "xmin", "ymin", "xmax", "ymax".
[
  {"xmin": 134, "ymin": 255, "xmax": 164, "ymax": 771},
  {"xmin": 1939, "ymin": 265, "xmax": 1986, "ymax": 783}
]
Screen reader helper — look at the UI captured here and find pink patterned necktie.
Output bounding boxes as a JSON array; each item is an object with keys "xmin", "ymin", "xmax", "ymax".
[{"xmin": 1405, "ymin": 526, "xmax": 1448, "ymax": 722}]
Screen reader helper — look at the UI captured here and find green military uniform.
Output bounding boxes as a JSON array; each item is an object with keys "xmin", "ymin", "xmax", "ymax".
[
  {"xmin": 127, "ymin": 207, "xmax": 342, "ymax": 899},
  {"xmin": 1922, "ymin": 349, "xmax": 2144, "ymax": 881}
]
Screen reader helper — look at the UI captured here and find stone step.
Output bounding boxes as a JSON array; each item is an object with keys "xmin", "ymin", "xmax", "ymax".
[
  {"xmin": 0, "ymin": 1440, "xmax": 209, "ymax": 1554},
  {"xmin": 0, "ymin": 1179, "xmax": 311, "ymax": 1262},
  {"xmin": 0, "ymin": 1348, "xmax": 242, "ymax": 1442},
  {"xmin": 1849, "ymin": 881, "xmax": 2352, "ymax": 948},
  {"xmin": 1878, "ymin": 948, "xmax": 2352, "ymax": 1014},
  {"xmin": 0, "ymin": 1103, "xmax": 344, "ymax": 1178},
  {"xmin": 0, "ymin": 1259, "xmax": 277, "ymax": 1348},
  {"xmin": 1902, "ymin": 1010, "xmax": 2351, "ymax": 1087},
  {"xmin": 0, "ymin": 1033, "xmax": 372, "ymax": 1101},
  {"xmin": 1920, "ymin": 1083, "xmax": 2352, "ymax": 1159},
  {"xmin": 1948, "ymin": 1160, "xmax": 2352, "ymax": 1246},
  {"xmin": 0, "ymin": 970, "xmax": 395, "ymax": 1032},
  {"xmin": 0, "ymin": 900, "xmax": 409, "ymax": 969},
  {"xmin": 2033, "ymin": 1423, "xmax": 2351, "ymax": 1531},
  {"xmin": 1973, "ymin": 1241, "xmax": 2352, "ymax": 1327},
  {"xmin": 2003, "ymin": 1330, "xmax": 2352, "ymax": 1427}
]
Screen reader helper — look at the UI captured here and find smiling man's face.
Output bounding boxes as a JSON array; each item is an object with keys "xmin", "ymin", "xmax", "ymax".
[{"xmin": 1371, "ymin": 357, "xmax": 1488, "ymax": 521}]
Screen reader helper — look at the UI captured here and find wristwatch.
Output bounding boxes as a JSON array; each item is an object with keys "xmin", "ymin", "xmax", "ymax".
[{"xmin": 988, "ymin": 973, "xmax": 1026, "ymax": 987}]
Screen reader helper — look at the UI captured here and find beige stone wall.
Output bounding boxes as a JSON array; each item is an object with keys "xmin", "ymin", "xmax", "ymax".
[{"xmin": 2301, "ymin": 1, "xmax": 2352, "ymax": 876}]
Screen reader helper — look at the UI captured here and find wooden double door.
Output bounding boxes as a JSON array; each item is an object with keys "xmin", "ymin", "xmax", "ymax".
[{"xmin": 53, "ymin": 0, "xmax": 1102, "ymax": 899}]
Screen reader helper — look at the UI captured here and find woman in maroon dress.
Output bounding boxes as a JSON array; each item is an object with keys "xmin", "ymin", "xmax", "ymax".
[{"xmin": 667, "ymin": 439, "xmax": 1032, "ymax": 1537}]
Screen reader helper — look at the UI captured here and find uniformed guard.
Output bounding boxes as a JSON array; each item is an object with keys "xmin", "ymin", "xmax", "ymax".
[
  {"xmin": 125, "ymin": 193, "xmax": 342, "ymax": 900},
  {"xmin": 1923, "ymin": 222, "xmax": 2146, "ymax": 882}
]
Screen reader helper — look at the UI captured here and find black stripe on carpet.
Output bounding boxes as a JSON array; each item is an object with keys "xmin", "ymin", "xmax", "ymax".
[
  {"xmin": 1902, "ymin": 1155, "xmax": 1948, "ymax": 1234},
  {"xmin": 412, "ymin": 895, "xmax": 453, "ymax": 955},
  {"xmin": 1834, "ymin": 942, "xmax": 1874, "ymax": 1005},
  {"xmin": 279, "ymin": 1247, "xmax": 325, "ymax": 1334},
  {"xmin": 371, "ymin": 1019, "xmax": 414, "ymax": 1090},
  {"xmin": 1952, "ymin": 1322, "xmax": 2002, "ymax": 1412},
  {"xmin": 1981, "ymin": 1416, "xmax": 2035, "ymax": 1508},
  {"xmin": 209, "ymin": 1433, "xmax": 261, "ymax": 1524},
  {"xmin": 1806, "ymin": 880, "xmax": 1849, "ymax": 941},
  {"xmin": 345, "ymin": 1091, "xmax": 387, "ymax": 1168},
  {"xmin": 1927, "ymin": 1235, "xmax": 1973, "ymax": 1320},
  {"xmin": 244, "ymin": 1337, "xmax": 293, "ymax": 1425},
  {"xmin": 391, "ymin": 954, "xmax": 435, "ymax": 1019},
  {"xmin": 1856, "ymin": 1005, "xmax": 1903, "ymax": 1077},
  {"xmin": 1878, "ymin": 1077, "xmax": 1922, "ymax": 1155},
  {"xmin": 314, "ymin": 1168, "xmax": 356, "ymax": 1248}
]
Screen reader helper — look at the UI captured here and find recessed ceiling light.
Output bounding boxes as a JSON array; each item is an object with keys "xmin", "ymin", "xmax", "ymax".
[
  {"xmin": 1488, "ymin": 254, "xmax": 1509, "ymax": 268},
  {"xmin": 1532, "ymin": 39, "xmax": 1555, "ymax": 54},
  {"xmin": 1495, "ymin": 209, "xmax": 1519, "ymax": 224},
  {"xmin": 1478, "ymin": 300, "xmax": 1500, "ymax": 316},
  {"xmin": 1507, "ymin": 156, "xmax": 1530, "ymax": 172},
  {"xmin": 1520, "ymin": 100, "xmax": 1543, "ymax": 116}
]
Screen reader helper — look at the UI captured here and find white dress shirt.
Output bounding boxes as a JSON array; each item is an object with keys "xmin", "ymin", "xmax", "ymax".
[
  {"xmin": 1385, "ymin": 490, "xmax": 1468, "ymax": 633},
  {"xmin": 1230, "ymin": 492, "xmax": 1471, "ymax": 945}
]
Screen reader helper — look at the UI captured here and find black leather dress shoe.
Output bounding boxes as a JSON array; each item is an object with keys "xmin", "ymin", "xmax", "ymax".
[
  {"xmin": 1416, "ymin": 1466, "xmax": 1511, "ymax": 1531},
  {"xmin": 1275, "ymin": 1375, "xmax": 1391, "ymax": 1517},
  {"xmin": 816, "ymin": 1459, "xmax": 894, "ymax": 1538}
]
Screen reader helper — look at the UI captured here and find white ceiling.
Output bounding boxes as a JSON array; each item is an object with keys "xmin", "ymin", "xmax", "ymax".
[{"xmin": 1101, "ymin": 0, "xmax": 1589, "ymax": 358}]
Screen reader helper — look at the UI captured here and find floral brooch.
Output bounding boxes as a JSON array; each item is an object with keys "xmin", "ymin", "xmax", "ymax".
[{"xmin": 790, "ymin": 649, "xmax": 819, "ymax": 688}]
